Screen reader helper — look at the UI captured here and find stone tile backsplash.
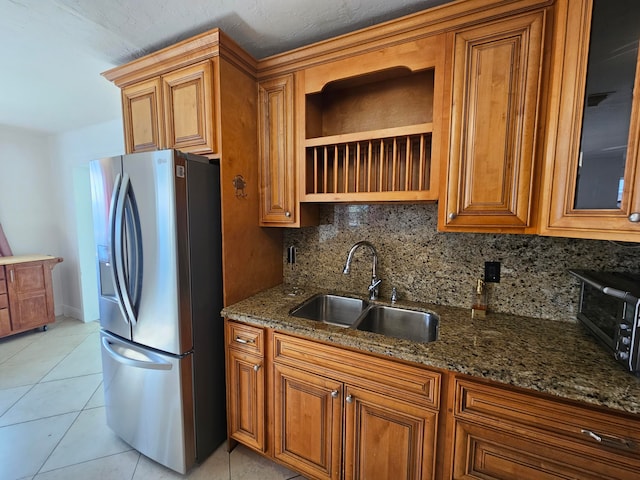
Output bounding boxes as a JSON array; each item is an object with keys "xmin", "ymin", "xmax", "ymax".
[{"xmin": 283, "ymin": 204, "xmax": 640, "ymax": 321}]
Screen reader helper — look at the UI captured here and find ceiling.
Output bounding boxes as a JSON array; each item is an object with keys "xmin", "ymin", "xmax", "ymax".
[{"xmin": 0, "ymin": 0, "xmax": 452, "ymax": 134}]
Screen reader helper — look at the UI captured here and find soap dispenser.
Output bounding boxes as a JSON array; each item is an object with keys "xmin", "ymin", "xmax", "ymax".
[{"xmin": 471, "ymin": 278, "xmax": 487, "ymax": 318}]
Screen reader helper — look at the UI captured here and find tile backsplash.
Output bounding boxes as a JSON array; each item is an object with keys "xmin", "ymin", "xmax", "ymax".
[{"xmin": 283, "ymin": 204, "xmax": 640, "ymax": 321}]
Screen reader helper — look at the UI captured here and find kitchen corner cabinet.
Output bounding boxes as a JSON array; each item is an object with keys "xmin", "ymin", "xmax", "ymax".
[
  {"xmin": 448, "ymin": 377, "xmax": 640, "ymax": 479},
  {"xmin": 272, "ymin": 333, "xmax": 440, "ymax": 480},
  {"xmin": 540, "ymin": 0, "xmax": 640, "ymax": 241},
  {"xmin": 0, "ymin": 256, "xmax": 62, "ymax": 338},
  {"xmin": 225, "ymin": 320, "xmax": 266, "ymax": 452},
  {"xmin": 122, "ymin": 61, "xmax": 216, "ymax": 155},
  {"xmin": 439, "ymin": 10, "xmax": 547, "ymax": 232}
]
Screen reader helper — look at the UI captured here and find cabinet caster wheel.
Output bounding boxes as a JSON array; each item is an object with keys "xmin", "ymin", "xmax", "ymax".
[{"xmin": 42, "ymin": 325, "xmax": 48, "ymax": 332}]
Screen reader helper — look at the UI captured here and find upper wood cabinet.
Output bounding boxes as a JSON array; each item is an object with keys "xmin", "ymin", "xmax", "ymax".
[
  {"xmin": 540, "ymin": 0, "xmax": 640, "ymax": 241},
  {"xmin": 121, "ymin": 61, "xmax": 217, "ymax": 155},
  {"xmin": 122, "ymin": 78, "xmax": 164, "ymax": 153},
  {"xmin": 298, "ymin": 36, "xmax": 446, "ymax": 203},
  {"xmin": 439, "ymin": 10, "xmax": 547, "ymax": 232}
]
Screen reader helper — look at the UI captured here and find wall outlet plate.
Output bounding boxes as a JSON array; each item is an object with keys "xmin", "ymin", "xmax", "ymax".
[{"xmin": 485, "ymin": 261, "xmax": 500, "ymax": 283}]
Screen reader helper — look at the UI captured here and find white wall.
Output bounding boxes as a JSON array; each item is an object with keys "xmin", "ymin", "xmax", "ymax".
[
  {"xmin": 0, "ymin": 125, "xmax": 64, "ymax": 311},
  {"xmin": 49, "ymin": 119, "xmax": 124, "ymax": 320},
  {"xmin": 0, "ymin": 120, "xmax": 124, "ymax": 321}
]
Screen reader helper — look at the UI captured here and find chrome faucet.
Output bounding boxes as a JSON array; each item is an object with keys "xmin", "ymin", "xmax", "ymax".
[{"xmin": 342, "ymin": 241, "xmax": 381, "ymax": 300}]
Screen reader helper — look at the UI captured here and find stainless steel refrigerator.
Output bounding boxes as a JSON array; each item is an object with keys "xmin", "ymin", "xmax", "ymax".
[{"xmin": 89, "ymin": 149, "xmax": 225, "ymax": 474}]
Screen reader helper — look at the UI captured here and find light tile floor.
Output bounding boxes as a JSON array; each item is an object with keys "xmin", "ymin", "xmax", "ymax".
[{"xmin": 0, "ymin": 317, "xmax": 303, "ymax": 480}]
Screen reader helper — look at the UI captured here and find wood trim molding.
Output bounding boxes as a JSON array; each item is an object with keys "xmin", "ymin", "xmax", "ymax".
[
  {"xmin": 256, "ymin": 0, "xmax": 554, "ymax": 79},
  {"xmin": 103, "ymin": 28, "xmax": 258, "ymax": 87}
]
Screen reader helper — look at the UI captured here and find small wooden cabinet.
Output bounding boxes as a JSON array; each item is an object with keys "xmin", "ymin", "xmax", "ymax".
[
  {"xmin": 0, "ymin": 255, "xmax": 62, "ymax": 339},
  {"xmin": 122, "ymin": 61, "xmax": 217, "ymax": 155},
  {"xmin": 225, "ymin": 320, "xmax": 266, "ymax": 452},
  {"xmin": 448, "ymin": 377, "xmax": 640, "ymax": 479},
  {"xmin": 439, "ymin": 9, "xmax": 547, "ymax": 232}
]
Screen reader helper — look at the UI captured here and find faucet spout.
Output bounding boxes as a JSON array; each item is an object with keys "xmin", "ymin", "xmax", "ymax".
[{"xmin": 342, "ymin": 241, "xmax": 380, "ymax": 300}]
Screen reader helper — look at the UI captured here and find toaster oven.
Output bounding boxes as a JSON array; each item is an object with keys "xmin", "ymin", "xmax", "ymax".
[{"xmin": 569, "ymin": 270, "xmax": 640, "ymax": 374}]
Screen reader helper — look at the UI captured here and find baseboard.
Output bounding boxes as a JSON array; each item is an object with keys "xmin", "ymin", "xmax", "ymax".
[{"xmin": 61, "ymin": 305, "xmax": 83, "ymax": 322}]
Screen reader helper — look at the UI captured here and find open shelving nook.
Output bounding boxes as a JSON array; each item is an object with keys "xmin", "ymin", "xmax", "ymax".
[{"xmin": 302, "ymin": 66, "xmax": 440, "ymax": 202}]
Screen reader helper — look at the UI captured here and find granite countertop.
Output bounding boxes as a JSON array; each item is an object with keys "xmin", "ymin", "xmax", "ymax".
[{"xmin": 222, "ymin": 284, "xmax": 640, "ymax": 416}]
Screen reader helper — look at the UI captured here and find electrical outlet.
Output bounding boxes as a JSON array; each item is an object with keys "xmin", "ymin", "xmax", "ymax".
[{"xmin": 485, "ymin": 261, "xmax": 500, "ymax": 283}]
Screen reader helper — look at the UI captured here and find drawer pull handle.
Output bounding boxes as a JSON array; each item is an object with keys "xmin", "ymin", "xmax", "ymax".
[
  {"xmin": 235, "ymin": 336, "xmax": 255, "ymax": 345},
  {"xmin": 253, "ymin": 364, "xmax": 261, "ymax": 372},
  {"xmin": 9, "ymin": 270, "xmax": 14, "ymax": 282},
  {"xmin": 331, "ymin": 390, "xmax": 339, "ymax": 399},
  {"xmin": 581, "ymin": 429, "xmax": 634, "ymax": 450},
  {"xmin": 346, "ymin": 394, "xmax": 354, "ymax": 404},
  {"xmin": 581, "ymin": 429, "xmax": 602, "ymax": 443}
]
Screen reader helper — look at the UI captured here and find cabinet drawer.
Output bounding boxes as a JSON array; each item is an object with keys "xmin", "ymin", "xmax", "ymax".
[
  {"xmin": 273, "ymin": 333, "xmax": 440, "ymax": 409},
  {"xmin": 226, "ymin": 320, "xmax": 264, "ymax": 356},
  {"xmin": 0, "ymin": 293, "xmax": 7, "ymax": 309},
  {"xmin": 0, "ymin": 265, "xmax": 5, "ymax": 281},
  {"xmin": 453, "ymin": 419, "xmax": 640, "ymax": 480},
  {"xmin": 0, "ymin": 278, "xmax": 6, "ymax": 295},
  {"xmin": 455, "ymin": 378, "xmax": 640, "ymax": 457}
]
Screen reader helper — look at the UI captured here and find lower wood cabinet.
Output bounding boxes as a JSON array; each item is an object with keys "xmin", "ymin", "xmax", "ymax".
[
  {"xmin": 225, "ymin": 320, "xmax": 266, "ymax": 452},
  {"xmin": 450, "ymin": 378, "xmax": 640, "ymax": 480},
  {"xmin": 272, "ymin": 332, "xmax": 440, "ymax": 480},
  {"xmin": 225, "ymin": 320, "xmax": 640, "ymax": 480}
]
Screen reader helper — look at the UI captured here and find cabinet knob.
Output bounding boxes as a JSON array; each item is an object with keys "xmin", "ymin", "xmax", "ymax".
[
  {"xmin": 448, "ymin": 212, "xmax": 457, "ymax": 220},
  {"xmin": 346, "ymin": 394, "xmax": 354, "ymax": 403},
  {"xmin": 285, "ymin": 211, "xmax": 291, "ymax": 218},
  {"xmin": 330, "ymin": 390, "xmax": 339, "ymax": 398},
  {"xmin": 253, "ymin": 364, "xmax": 261, "ymax": 372},
  {"xmin": 629, "ymin": 212, "xmax": 640, "ymax": 223}
]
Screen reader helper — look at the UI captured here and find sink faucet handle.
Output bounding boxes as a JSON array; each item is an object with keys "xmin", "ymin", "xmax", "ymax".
[
  {"xmin": 368, "ymin": 277, "xmax": 382, "ymax": 300},
  {"xmin": 391, "ymin": 287, "xmax": 398, "ymax": 304}
]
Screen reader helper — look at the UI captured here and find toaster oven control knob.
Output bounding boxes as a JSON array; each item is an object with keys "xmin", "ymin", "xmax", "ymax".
[
  {"xmin": 621, "ymin": 336, "xmax": 632, "ymax": 346},
  {"xmin": 617, "ymin": 351, "xmax": 630, "ymax": 361}
]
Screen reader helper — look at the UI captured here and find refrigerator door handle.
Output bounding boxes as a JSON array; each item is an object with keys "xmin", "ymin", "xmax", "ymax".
[
  {"xmin": 114, "ymin": 173, "xmax": 138, "ymax": 326},
  {"xmin": 124, "ymin": 179, "xmax": 143, "ymax": 316},
  {"xmin": 102, "ymin": 336, "xmax": 172, "ymax": 371},
  {"xmin": 108, "ymin": 173, "xmax": 130, "ymax": 325}
]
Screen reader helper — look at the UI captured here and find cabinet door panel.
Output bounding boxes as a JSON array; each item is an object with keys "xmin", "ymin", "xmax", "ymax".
[
  {"xmin": 162, "ymin": 61, "xmax": 216, "ymax": 154},
  {"xmin": 259, "ymin": 74, "xmax": 296, "ymax": 225},
  {"xmin": 0, "ymin": 308, "xmax": 11, "ymax": 336},
  {"xmin": 344, "ymin": 386, "xmax": 437, "ymax": 480},
  {"xmin": 6, "ymin": 263, "xmax": 54, "ymax": 331},
  {"xmin": 122, "ymin": 78, "xmax": 164, "ymax": 153},
  {"xmin": 541, "ymin": 0, "xmax": 640, "ymax": 240},
  {"xmin": 273, "ymin": 363, "xmax": 342, "ymax": 480},
  {"xmin": 227, "ymin": 349, "xmax": 265, "ymax": 451},
  {"xmin": 442, "ymin": 11, "xmax": 545, "ymax": 230}
]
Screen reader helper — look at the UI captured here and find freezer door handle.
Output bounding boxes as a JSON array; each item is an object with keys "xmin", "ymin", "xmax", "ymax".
[{"xmin": 102, "ymin": 336, "xmax": 172, "ymax": 371}]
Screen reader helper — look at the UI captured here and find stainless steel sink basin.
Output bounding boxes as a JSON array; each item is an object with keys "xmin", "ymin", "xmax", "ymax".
[
  {"xmin": 355, "ymin": 305, "xmax": 439, "ymax": 343},
  {"xmin": 289, "ymin": 294, "xmax": 369, "ymax": 327}
]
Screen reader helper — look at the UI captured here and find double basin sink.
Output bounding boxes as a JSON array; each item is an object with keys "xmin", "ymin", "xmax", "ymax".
[{"xmin": 289, "ymin": 293, "xmax": 439, "ymax": 343}]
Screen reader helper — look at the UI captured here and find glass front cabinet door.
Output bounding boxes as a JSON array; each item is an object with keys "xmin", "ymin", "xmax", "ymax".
[{"xmin": 541, "ymin": 0, "xmax": 640, "ymax": 241}]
